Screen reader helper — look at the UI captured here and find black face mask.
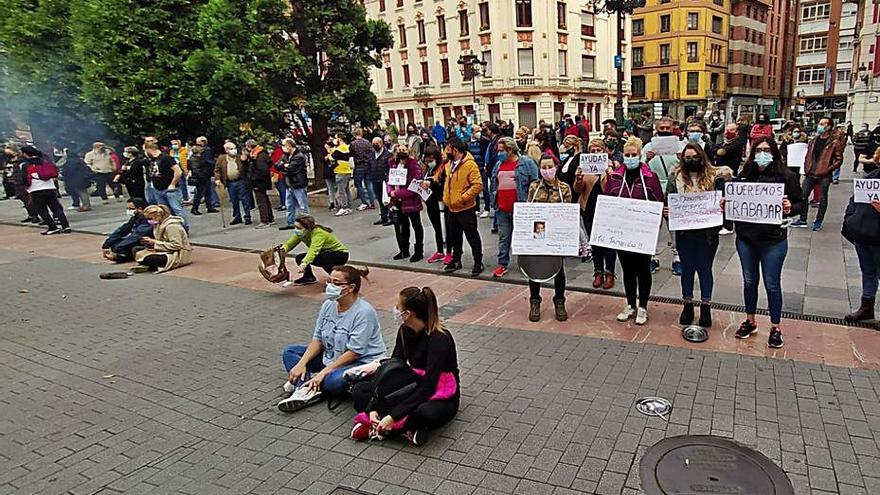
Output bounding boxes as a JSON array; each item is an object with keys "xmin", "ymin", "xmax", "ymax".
[
  {"xmin": 372, "ymin": 145, "xmax": 382, "ymax": 152},
  {"xmin": 656, "ymin": 131, "xmax": 673, "ymax": 137},
  {"xmin": 396, "ymin": 152, "xmax": 408, "ymax": 161},
  {"xmin": 446, "ymin": 152, "xmax": 456, "ymax": 162},
  {"xmin": 682, "ymin": 158, "xmax": 702, "ymax": 172}
]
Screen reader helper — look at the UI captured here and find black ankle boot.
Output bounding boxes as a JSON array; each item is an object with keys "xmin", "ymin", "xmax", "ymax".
[
  {"xmin": 679, "ymin": 302, "xmax": 694, "ymax": 325},
  {"xmin": 698, "ymin": 303, "xmax": 712, "ymax": 328}
]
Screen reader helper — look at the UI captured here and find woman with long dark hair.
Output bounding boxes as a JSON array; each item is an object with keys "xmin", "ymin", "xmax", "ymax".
[
  {"xmin": 731, "ymin": 137, "xmax": 804, "ymax": 348},
  {"xmin": 420, "ymin": 146, "xmax": 451, "ymax": 264}
]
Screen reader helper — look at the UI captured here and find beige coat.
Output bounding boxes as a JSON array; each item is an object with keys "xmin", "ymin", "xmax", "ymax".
[
  {"xmin": 84, "ymin": 149, "xmax": 116, "ymax": 174},
  {"xmin": 135, "ymin": 216, "xmax": 192, "ymax": 272}
]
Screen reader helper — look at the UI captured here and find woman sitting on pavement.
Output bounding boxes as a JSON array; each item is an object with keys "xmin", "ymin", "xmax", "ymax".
[
  {"xmin": 281, "ymin": 214, "xmax": 349, "ymax": 286},
  {"xmin": 134, "ymin": 205, "xmax": 192, "ymax": 272},
  {"xmin": 278, "ymin": 265, "xmax": 386, "ymax": 412},
  {"xmin": 527, "ymin": 153, "xmax": 573, "ymax": 322},
  {"xmin": 350, "ymin": 286, "xmax": 459, "ymax": 446},
  {"xmin": 102, "ymin": 198, "xmax": 153, "ymax": 262}
]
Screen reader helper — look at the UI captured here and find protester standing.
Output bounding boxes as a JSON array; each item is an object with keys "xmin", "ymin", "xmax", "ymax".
[
  {"xmin": 442, "ymin": 138, "xmax": 484, "ymax": 275},
  {"xmin": 842, "ymin": 167, "xmax": 880, "ymax": 326},
  {"xmin": 187, "ymin": 144, "xmax": 218, "ymax": 215},
  {"xmin": 370, "ymin": 137, "xmax": 392, "ymax": 226},
  {"xmin": 243, "ymin": 139, "xmax": 274, "ymax": 228},
  {"xmin": 575, "ymin": 138, "xmax": 619, "ymax": 289},
  {"xmin": 350, "ymin": 128, "xmax": 376, "ymax": 211},
  {"xmin": 144, "ymin": 143, "xmax": 189, "ymax": 230},
  {"xmin": 61, "ymin": 150, "xmax": 94, "ymax": 212},
  {"xmin": 420, "ymin": 146, "xmax": 451, "ymax": 264},
  {"xmin": 490, "ymin": 138, "xmax": 539, "ymax": 278},
  {"xmin": 790, "ymin": 117, "xmax": 845, "ymax": 231},
  {"xmin": 388, "ymin": 144, "xmax": 425, "ymax": 262},
  {"xmin": 275, "ymin": 139, "xmax": 310, "ymax": 229},
  {"xmin": 214, "ymin": 141, "xmax": 252, "ymax": 225},
  {"xmin": 84, "ymin": 142, "xmax": 120, "ymax": 203},
  {"xmin": 115, "ymin": 146, "xmax": 146, "ymax": 201},
  {"xmin": 328, "ymin": 134, "xmax": 353, "ymax": 216},
  {"xmin": 22, "ymin": 146, "xmax": 70, "ymax": 235}
]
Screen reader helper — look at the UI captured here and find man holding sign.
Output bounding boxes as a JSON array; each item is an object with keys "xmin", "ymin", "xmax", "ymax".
[
  {"xmin": 728, "ymin": 137, "xmax": 804, "ymax": 349},
  {"xmin": 790, "ymin": 117, "xmax": 845, "ymax": 231}
]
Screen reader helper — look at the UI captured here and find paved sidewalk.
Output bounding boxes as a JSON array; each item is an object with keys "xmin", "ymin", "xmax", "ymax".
[
  {"xmin": 0, "ymin": 147, "xmax": 863, "ymax": 319},
  {"xmin": 4, "ymin": 227, "xmax": 880, "ymax": 494}
]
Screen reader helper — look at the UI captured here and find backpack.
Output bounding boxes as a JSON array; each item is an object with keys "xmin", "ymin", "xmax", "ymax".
[{"xmin": 369, "ymin": 358, "xmax": 420, "ymax": 415}]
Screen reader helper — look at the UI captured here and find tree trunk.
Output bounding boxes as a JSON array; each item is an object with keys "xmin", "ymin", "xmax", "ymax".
[{"xmin": 306, "ymin": 113, "xmax": 329, "ymax": 186}]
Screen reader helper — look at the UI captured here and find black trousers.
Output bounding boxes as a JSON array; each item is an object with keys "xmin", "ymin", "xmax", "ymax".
[
  {"xmin": 294, "ymin": 250, "xmax": 349, "ymax": 279},
  {"xmin": 371, "ymin": 180, "xmax": 389, "ymax": 222},
  {"xmin": 447, "ymin": 206, "xmax": 482, "ymax": 264},
  {"xmin": 30, "ymin": 189, "xmax": 69, "ymax": 230},
  {"xmin": 618, "ymin": 251, "xmax": 652, "ymax": 308},
  {"xmin": 253, "ymin": 189, "xmax": 274, "ymax": 223},
  {"xmin": 351, "ymin": 380, "xmax": 459, "ymax": 433},
  {"xmin": 529, "ymin": 265, "xmax": 566, "ymax": 301},
  {"xmin": 799, "ymin": 175, "xmax": 832, "ymax": 223},
  {"xmin": 191, "ymin": 177, "xmax": 212, "ymax": 211},
  {"xmin": 124, "ymin": 182, "xmax": 145, "ymax": 201},
  {"xmin": 139, "ymin": 253, "xmax": 168, "ymax": 271},
  {"xmin": 394, "ymin": 210, "xmax": 424, "ymax": 255},
  {"xmin": 425, "ymin": 194, "xmax": 448, "ymax": 254}
]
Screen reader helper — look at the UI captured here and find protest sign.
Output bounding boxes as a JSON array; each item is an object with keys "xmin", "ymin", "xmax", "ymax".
[
  {"xmin": 854, "ymin": 179, "xmax": 880, "ymax": 204},
  {"xmin": 579, "ymin": 153, "xmax": 610, "ymax": 175},
  {"xmin": 388, "ymin": 167, "xmax": 408, "ymax": 186},
  {"xmin": 590, "ymin": 196, "xmax": 663, "ymax": 255},
  {"xmin": 724, "ymin": 182, "xmax": 784, "ymax": 225},
  {"xmin": 512, "ymin": 202, "xmax": 581, "ymax": 256},
  {"xmin": 407, "ymin": 179, "xmax": 432, "ymax": 202},
  {"xmin": 786, "ymin": 143, "xmax": 808, "ymax": 173},
  {"xmin": 668, "ymin": 191, "xmax": 724, "ymax": 231},
  {"xmin": 650, "ymin": 136, "xmax": 683, "ymax": 156}
]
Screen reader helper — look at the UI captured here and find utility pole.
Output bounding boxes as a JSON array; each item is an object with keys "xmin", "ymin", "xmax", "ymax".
[{"xmin": 593, "ymin": 0, "xmax": 646, "ymax": 127}]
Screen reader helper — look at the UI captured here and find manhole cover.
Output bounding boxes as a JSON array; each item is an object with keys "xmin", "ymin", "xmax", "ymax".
[
  {"xmin": 635, "ymin": 397, "xmax": 672, "ymax": 420},
  {"xmin": 682, "ymin": 325, "xmax": 709, "ymax": 343},
  {"xmin": 640, "ymin": 435, "xmax": 794, "ymax": 495}
]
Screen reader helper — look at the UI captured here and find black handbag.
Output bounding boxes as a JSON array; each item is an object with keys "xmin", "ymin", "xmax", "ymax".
[{"xmin": 842, "ymin": 198, "xmax": 880, "ymax": 246}]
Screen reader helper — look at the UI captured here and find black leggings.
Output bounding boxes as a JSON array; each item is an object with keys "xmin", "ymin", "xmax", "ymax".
[
  {"xmin": 139, "ymin": 253, "xmax": 168, "ymax": 271},
  {"xmin": 295, "ymin": 250, "xmax": 349, "ymax": 279},
  {"xmin": 618, "ymin": 251, "xmax": 652, "ymax": 308},
  {"xmin": 529, "ymin": 265, "xmax": 566, "ymax": 301},
  {"xmin": 394, "ymin": 210, "xmax": 424, "ymax": 254},
  {"xmin": 425, "ymin": 195, "xmax": 448, "ymax": 254},
  {"xmin": 30, "ymin": 189, "xmax": 69, "ymax": 230},
  {"xmin": 351, "ymin": 381, "xmax": 459, "ymax": 433}
]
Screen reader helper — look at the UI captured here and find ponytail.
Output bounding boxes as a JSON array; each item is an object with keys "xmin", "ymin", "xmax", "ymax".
[
  {"xmin": 333, "ymin": 265, "xmax": 370, "ymax": 293},
  {"xmin": 399, "ymin": 286, "xmax": 446, "ymax": 334}
]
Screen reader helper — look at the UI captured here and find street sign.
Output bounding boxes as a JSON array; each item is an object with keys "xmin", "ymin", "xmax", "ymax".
[{"xmin": 614, "ymin": 55, "xmax": 623, "ymax": 69}]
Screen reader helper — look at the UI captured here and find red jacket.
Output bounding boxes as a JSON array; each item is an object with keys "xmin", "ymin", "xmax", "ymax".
[{"xmin": 387, "ymin": 157, "xmax": 424, "ymax": 214}]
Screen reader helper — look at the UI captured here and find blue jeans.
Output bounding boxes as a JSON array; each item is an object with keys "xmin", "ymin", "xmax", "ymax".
[
  {"xmin": 286, "ymin": 187, "xmax": 310, "ymax": 226},
  {"xmin": 281, "ymin": 344, "xmax": 355, "ymax": 396},
  {"xmin": 208, "ymin": 182, "xmax": 219, "ymax": 207},
  {"xmin": 736, "ymin": 238, "xmax": 787, "ymax": 324},
  {"xmin": 855, "ymin": 243, "xmax": 880, "ymax": 298},
  {"xmin": 276, "ymin": 180, "xmax": 287, "ymax": 206},
  {"xmin": 145, "ymin": 182, "xmax": 157, "ymax": 205},
  {"xmin": 833, "ymin": 168, "xmax": 842, "ymax": 182},
  {"xmin": 226, "ymin": 180, "xmax": 252, "ymax": 221},
  {"xmin": 181, "ymin": 178, "xmax": 190, "ymax": 201},
  {"xmin": 676, "ymin": 231, "xmax": 719, "ymax": 301},
  {"xmin": 480, "ymin": 166, "xmax": 491, "ymax": 211},
  {"xmin": 496, "ymin": 210, "xmax": 513, "ymax": 267},
  {"xmin": 353, "ymin": 169, "xmax": 375, "ymax": 206},
  {"xmin": 154, "ymin": 188, "xmax": 189, "ymax": 229}
]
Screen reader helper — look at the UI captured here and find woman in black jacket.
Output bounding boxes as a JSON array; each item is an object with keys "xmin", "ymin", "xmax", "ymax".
[
  {"xmin": 61, "ymin": 150, "xmax": 94, "ymax": 212},
  {"xmin": 843, "ymin": 166, "xmax": 880, "ymax": 326},
  {"xmin": 351, "ymin": 286, "xmax": 459, "ymax": 446},
  {"xmin": 276, "ymin": 138, "xmax": 310, "ymax": 229},
  {"xmin": 114, "ymin": 147, "xmax": 146, "ymax": 201},
  {"xmin": 731, "ymin": 137, "xmax": 804, "ymax": 349},
  {"xmin": 419, "ymin": 146, "xmax": 451, "ymax": 264}
]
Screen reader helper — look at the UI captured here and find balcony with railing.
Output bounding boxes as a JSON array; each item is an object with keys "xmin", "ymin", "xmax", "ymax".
[
  {"xmin": 513, "ymin": 77, "xmax": 537, "ymax": 87},
  {"xmin": 578, "ymin": 77, "xmax": 610, "ymax": 91}
]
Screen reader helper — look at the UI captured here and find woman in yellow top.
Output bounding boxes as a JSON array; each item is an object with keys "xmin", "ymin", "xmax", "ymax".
[
  {"xmin": 326, "ymin": 134, "xmax": 353, "ymax": 216},
  {"xmin": 282, "ymin": 214, "xmax": 350, "ymax": 285}
]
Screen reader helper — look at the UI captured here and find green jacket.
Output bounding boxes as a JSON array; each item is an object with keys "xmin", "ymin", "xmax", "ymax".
[{"xmin": 282, "ymin": 227, "xmax": 348, "ymax": 265}]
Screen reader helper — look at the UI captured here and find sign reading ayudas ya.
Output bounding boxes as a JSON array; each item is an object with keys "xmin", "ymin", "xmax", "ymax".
[
  {"xmin": 590, "ymin": 196, "xmax": 663, "ymax": 256},
  {"xmin": 511, "ymin": 202, "xmax": 581, "ymax": 256},
  {"xmin": 579, "ymin": 153, "xmax": 609, "ymax": 175},
  {"xmin": 724, "ymin": 182, "xmax": 784, "ymax": 225},
  {"xmin": 854, "ymin": 179, "xmax": 880, "ymax": 204}
]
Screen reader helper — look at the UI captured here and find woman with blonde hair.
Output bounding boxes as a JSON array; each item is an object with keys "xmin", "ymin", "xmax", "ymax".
[
  {"xmin": 350, "ymin": 286, "xmax": 459, "ymax": 446},
  {"xmin": 576, "ymin": 138, "xmax": 619, "ymax": 288},
  {"xmin": 134, "ymin": 204, "xmax": 192, "ymax": 272},
  {"xmin": 663, "ymin": 143, "xmax": 725, "ymax": 327}
]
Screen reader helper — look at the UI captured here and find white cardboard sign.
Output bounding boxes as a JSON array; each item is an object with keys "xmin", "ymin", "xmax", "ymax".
[
  {"xmin": 579, "ymin": 153, "xmax": 610, "ymax": 175},
  {"xmin": 724, "ymin": 182, "xmax": 784, "ymax": 225},
  {"xmin": 668, "ymin": 191, "xmax": 724, "ymax": 231},
  {"xmin": 786, "ymin": 143, "xmax": 808, "ymax": 173},
  {"xmin": 511, "ymin": 202, "xmax": 581, "ymax": 256},
  {"xmin": 854, "ymin": 179, "xmax": 880, "ymax": 204},
  {"xmin": 407, "ymin": 179, "xmax": 432, "ymax": 202},
  {"xmin": 590, "ymin": 195, "xmax": 663, "ymax": 255},
  {"xmin": 650, "ymin": 136, "xmax": 683, "ymax": 156},
  {"xmin": 388, "ymin": 167, "xmax": 408, "ymax": 186}
]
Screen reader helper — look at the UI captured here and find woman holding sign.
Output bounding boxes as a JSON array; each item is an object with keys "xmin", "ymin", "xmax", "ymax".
[
  {"xmin": 526, "ymin": 153, "xmax": 573, "ymax": 322},
  {"xmin": 387, "ymin": 144, "xmax": 425, "ymax": 262},
  {"xmin": 664, "ymin": 143, "xmax": 725, "ymax": 328},
  {"xmin": 730, "ymin": 137, "xmax": 804, "ymax": 349},
  {"xmin": 576, "ymin": 138, "xmax": 619, "ymax": 289},
  {"xmin": 603, "ymin": 137, "xmax": 664, "ymax": 325}
]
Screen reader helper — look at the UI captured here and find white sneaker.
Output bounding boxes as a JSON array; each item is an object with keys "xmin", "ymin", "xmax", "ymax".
[
  {"xmin": 479, "ymin": 210, "xmax": 490, "ymax": 219},
  {"xmin": 255, "ymin": 222, "xmax": 273, "ymax": 229},
  {"xmin": 343, "ymin": 208, "xmax": 352, "ymax": 215},
  {"xmin": 357, "ymin": 204, "xmax": 368, "ymax": 211},
  {"xmin": 277, "ymin": 386, "xmax": 322, "ymax": 412},
  {"xmin": 617, "ymin": 305, "xmax": 636, "ymax": 321},
  {"xmin": 719, "ymin": 227, "xmax": 733, "ymax": 235},
  {"xmin": 335, "ymin": 208, "xmax": 346, "ymax": 216},
  {"xmin": 66, "ymin": 206, "xmax": 78, "ymax": 211},
  {"xmin": 635, "ymin": 307, "xmax": 648, "ymax": 325}
]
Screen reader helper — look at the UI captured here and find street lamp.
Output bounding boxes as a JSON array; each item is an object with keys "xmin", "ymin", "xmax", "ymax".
[
  {"xmin": 458, "ymin": 54, "xmax": 488, "ymax": 123},
  {"xmin": 589, "ymin": 0, "xmax": 646, "ymax": 127}
]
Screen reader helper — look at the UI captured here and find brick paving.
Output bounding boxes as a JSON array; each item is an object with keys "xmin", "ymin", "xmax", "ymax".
[{"xmin": 3, "ymin": 238, "xmax": 880, "ymax": 494}]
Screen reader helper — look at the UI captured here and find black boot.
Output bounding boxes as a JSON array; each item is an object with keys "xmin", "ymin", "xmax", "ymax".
[
  {"xmin": 409, "ymin": 245, "xmax": 424, "ymax": 263},
  {"xmin": 553, "ymin": 297, "xmax": 568, "ymax": 322},
  {"xmin": 698, "ymin": 303, "xmax": 712, "ymax": 328},
  {"xmin": 679, "ymin": 302, "xmax": 694, "ymax": 325},
  {"xmin": 845, "ymin": 297, "xmax": 875, "ymax": 322},
  {"xmin": 529, "ymin": 298, "xmax": 541, "ymax": 322},
  {"xmin": 393, "ymin": 251, "xmax": 410, "ymax": 260}
]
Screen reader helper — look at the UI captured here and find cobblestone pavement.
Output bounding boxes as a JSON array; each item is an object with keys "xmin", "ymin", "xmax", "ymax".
[
  {"xmin": 4, "ymin": 240, "xmax": 880, "ymax": 495},
  {"xmin": 0, "ymin": 145, "xmax": 865, "ymax": 318}
]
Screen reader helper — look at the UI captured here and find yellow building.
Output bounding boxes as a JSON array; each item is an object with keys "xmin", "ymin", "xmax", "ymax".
[{"xmin": 630, "ymin": 0, "xmax": 729, "ymax": 119}]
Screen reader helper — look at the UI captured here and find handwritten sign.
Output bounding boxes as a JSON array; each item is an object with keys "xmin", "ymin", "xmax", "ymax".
[
  {"xmin": 787, "ymin": 143, "xmax": 808, "ymax": 173},
  {"xmin": 388, "ymin": 167, "xmax": 408, "ymax": 186},
  {"xmin": 407, "ymin": 179, "xmax": 432, "ymax": 202},
  {"xmin": 650, "ymin": 136, "xmax": 683, "ymax": 156},
  {"xmin": 668, "ymin": 191, "xmax": 723, "ymax": 231},
  {"xmin": 511, "ymin": 202, "xmax": 580, "ymax": 256},
  {"xmin": 590, "ymin": 195, "xmax": 663, "ymax": 255},
  {"xmin": 724, "ymin": 182, "xmax": 784, "ymax": 225},
  {"xmin": 854, "ymin": 179, "xmax": 880, "ymax": 203},
  {"xmin": 579, "ymin": 153, "xmax": 609, "ymax": 175}
]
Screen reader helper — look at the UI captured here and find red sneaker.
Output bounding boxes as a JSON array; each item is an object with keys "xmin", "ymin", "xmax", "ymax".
[
  {"xmin": 491, "ymin": 266, "xmax": 508, "ymax": 278},
  {"xmin": 426, "ymin": 252, "xmax": 445, "ymax": 264},
  {"xmin": 443, "ymin": 253, "xmax": 453, "ymax": 265},
  {"xmin": 350, "ymin": 422, "xmax": 370, "ymax": 441}
]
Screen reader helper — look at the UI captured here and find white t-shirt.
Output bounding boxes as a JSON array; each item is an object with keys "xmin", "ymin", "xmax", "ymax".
[{"xmin": 27, "ymin": 174, "xmax": 56, "ymax": 193}]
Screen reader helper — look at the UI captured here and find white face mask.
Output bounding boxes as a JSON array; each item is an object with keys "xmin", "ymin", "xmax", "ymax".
[
  {"xmin": 227, "ymin": 148, "xmax": 237, "ymax": 156},
  {"xmin": 392, "ymin": 308, "xmax": 405, "ymax": 324}
]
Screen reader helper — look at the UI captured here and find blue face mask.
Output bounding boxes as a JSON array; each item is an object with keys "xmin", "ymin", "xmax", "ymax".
[
  {"xmin": 816, "ymin": 125, "xmax": 826, "ymax": 135},
  {"xmin": 292, "ymin": 229, "xmax": 303, "ymax": 237},
  {"xmin": 688, "ymin": 132, "xmax": 703, "ymax": 143},
  {"xmin": 560, "ymin": 153, "xmax": 570, "ymax": 162},
  {"xmin": 755, "ymin": 152, "xmax": 773, "ymax": 169},
  {"xmin": 624, "ymin": 157, "xmax": 640, "ymax": 170},
  {"xmin": 324, "ymin": 282, "xmax": 344, "ymax": 301},
  {"xmin": 497, "ymin": 151, "xmax": 509, "ymax": 162}
]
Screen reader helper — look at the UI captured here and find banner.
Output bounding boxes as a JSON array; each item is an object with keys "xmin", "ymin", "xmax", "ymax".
[
  {"xmin": 724, "ymin": 182, "xmax": 784, "ymax": 225},
  {"xmin": 388, "ymin": 167, "xmax": 408, "ymax": 186},
  {"xmin": 668, "ymin": 191, "xmax": 724, "ymax": 231},
  {"xmin": 579, "ymin": 153, "xmax": 610, "ymax": 175},
  {"xmin": 786, "ymin": 143, "xmax": 808, "ymax": 173},
  {"xmin": 854, "ymin": 178, "xmax": 880, "ymax": 204},
  {"xmin": 590, "ymin": 196, "xmax": 663, "ymax": 255},
  {"xmin": 512, "ymin": 202, "xmax": 581, "ymax": 256}
]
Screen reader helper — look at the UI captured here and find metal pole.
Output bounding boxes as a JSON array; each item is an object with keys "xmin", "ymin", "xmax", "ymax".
[{"xmin": 615, "ymin": 10, "xmax": 625, "ymax": 126}]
